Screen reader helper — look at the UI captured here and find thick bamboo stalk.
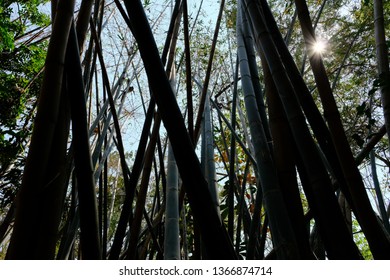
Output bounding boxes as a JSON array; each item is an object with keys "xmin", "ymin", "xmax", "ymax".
[
  {"xmin": 259, "ymin": 0, "xmax": 351, "ymax": 205},
  {"xmin": 66, "ymin": 22, "xmax": 101, "ymax": 259},
  {"xmin": 294, "ymin": 0, "xmax": 390, "ymax": 259},
  {"xmin": 125, "ymin": 0, "xmax": 236, "ymax": 259},
  {"xmin": 237, "ymin": 3, "xmax": 299, "ymax": 259},
  {"xmin": 110, "ymin": 0, "xmax": 181, "ymax": 259},
  {"xmin": 373, "ymin": 0, "xmax": 390, "ymax": 149},
  {"xmin": 164, "ymin": 60, "xmax": 181, "ymax": 260},
  {"xmin": 75, "ymin": 0, "xmax": 95, "ymax": 53},
  {"xmin": 240, "ymin": 8, "xmax": 271, "ymax": 142},
  {"xmin": 299, "ymin": 0, "xmax": 327, "ymax": 75},
  {"xmin": 262, "ymin": 50, "xmax": 315, "ymax": 259},
  {"xmin": 6, "ymin": 0, "xmax": 76, "ymax": 259},
  {"xmin": 241, "ymin": 0, "xmax": 362, "ymax": 259},
  {"xmin": 164, "ymin": 143, "xmax": 180, "ymax": 259}
]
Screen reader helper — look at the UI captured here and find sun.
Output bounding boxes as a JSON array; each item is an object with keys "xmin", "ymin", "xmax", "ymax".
[{"xmin": 312, "ymin": 39, "xmax": 327, "ymax": 55}]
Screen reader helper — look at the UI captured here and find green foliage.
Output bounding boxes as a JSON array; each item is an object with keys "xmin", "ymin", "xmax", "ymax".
[
  {"xmin": 224, "ymin": 0, "xmax": 237, "ymax": 30},
  {"xmin": 0, "ymin": 0, "xmax": 49, "ymax": 207},
  {"xmin": 352, "ymin": 219, "xmax": 373, "ymax": 259}
]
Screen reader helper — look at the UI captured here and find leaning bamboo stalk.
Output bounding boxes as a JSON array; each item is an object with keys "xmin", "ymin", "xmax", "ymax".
[
  {"xmin": 242, "ymin": 0, "xmax": 362, "ymax": 259},
  {"xmin": 299, "ymin": 0, "xmax": 327, "ymax": 75},
  {"xmin": 110, "ymin": 0, "xmax": 181, "ymax": 260},
  {"xmin": 75, "ymin": 0, "xmax": 95, "ymax": 53},
  {"xmin": 241, "ymin": 7, "xmax": 271, "ymax": 142},
  {"xmin": 153, "ymin": 134, "xmax": 167, "ymax": 219},
  {"xmin": 373, "ymin": 0, "xmax": 390, "ymax": 148},
  {"xmin": 6, "ymin": 0, "xmax": 76, "ymax": 259},
  {"xmin": 210, "ymin": 98, "xmax": 257, "ymax": 168},
  {"xmin": 294, "ymin": 0, "xmax": 390, "ymax": 259},
  {"xmin": 127, "ymin": 115, "xmax": 161, "ymax": 259},
  {"xmin": 238, "ymin": 3, "xmax": 299, "ymax": 259},
  {"xmin": 262, "ymin": 48, "xmax": 314, "ymax": 259},
  {"xmin": 183, "ymin": 0, "xmax": 194, "ymax": 140},
  {"xmin": 90, "ymin": 17, "xmax": 132, "ymax": 219},
  {"xmin": 109, "ymin": 98, "xmax": 156, "ymax": 259},
  {"xmin": 193, "ymin": 0, "xmax": 226, "ymax": 143},
  {"xmin": 161, "ymin": 0, "xmax": 182, "ymax": 66},
  {"xmin": 259, "ymin": 0, "xmax": 350, "ymax": 204},
  {"xmin": 228, "ymin": 57, "xmax": 240, "ymax": 240},
  {"xmin": 67, "ymin": 22, "xmax": 102, "ymax": 259},
  {"xmin": 125, "ymin": 0, "xmax": 236, "ymax": 259},
  {"xmin": 355, "ymin": 125, "xmax": 386, "ymax": 165},
  {"xmin": 369, "ymin": 97, "xmax": 390, "ymax": 233}
]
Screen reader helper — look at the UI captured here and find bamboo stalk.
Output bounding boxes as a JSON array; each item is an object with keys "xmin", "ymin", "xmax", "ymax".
[
  {"xmin": 294, "ymin": 0, "xmax": 390, "ymax": 259},
  {"xmin": 228, "ymin": 57, "xmax": 240, "ymax": 241},
  {"xmin": 183, "ymin": 0, "xmax": 194, "ymax": 140},
  {"xmin": 193, "ymin": 0, "xmax": 226, "ymax": 143},
  {"xmin": 6, "ymin": 0, "xmax": 76, "ymax": 259},
  {"xmin": 109, "ymin": 98, "xmax": 155, "ymax": 259},
  {"xmin": 237, "ymin": 3, "xmax": 299, "ymax": 259},
  {"xmin": 67, "ymin": 22, "xmax": 101, "ymax": 259},
  {"xmin": 373, "ymin": 0, "xmax": 390, "ymax": 147},
  {"xmin": 127, "ymin": 115, "xmax": 161, "ymax": 259},
  {"xmin": 262, "ymin": 47, "xmax": 314, "ymax": 259},
  {"xmin": 125, "ymin": 0, "xmax": 236, "ymax": 259},
  {"xmin": 203, "ymin": 93, "xmax": 221, "ymax": 219},
  {"xmin": 164, "ymin": 143, "xmax": 180, "ymax": 259},
  {"xmin": 241, "ymin": 0, "xmax": 362, "ymax": 259}
]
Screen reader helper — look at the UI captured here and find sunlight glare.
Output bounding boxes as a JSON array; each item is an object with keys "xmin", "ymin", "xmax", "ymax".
[{"xmin": 312, "ymin": 39, "xmax": 327, "ymax": 55}]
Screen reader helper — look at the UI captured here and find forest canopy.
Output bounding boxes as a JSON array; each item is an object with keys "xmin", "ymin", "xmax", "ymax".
[{"xmin": 0, "ymin": 0, "xmax": 389, "ymax": 260}]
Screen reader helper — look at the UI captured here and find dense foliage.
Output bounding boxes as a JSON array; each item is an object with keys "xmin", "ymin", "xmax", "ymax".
[{"xmin": 0, "ymin": 0, "xmax": 49, "ymax": 208}]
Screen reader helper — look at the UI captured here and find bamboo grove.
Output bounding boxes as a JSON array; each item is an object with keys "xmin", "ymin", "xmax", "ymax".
[{"xmin": 0, "ymin": 0, "xmax": 390, "ymax": 259}]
